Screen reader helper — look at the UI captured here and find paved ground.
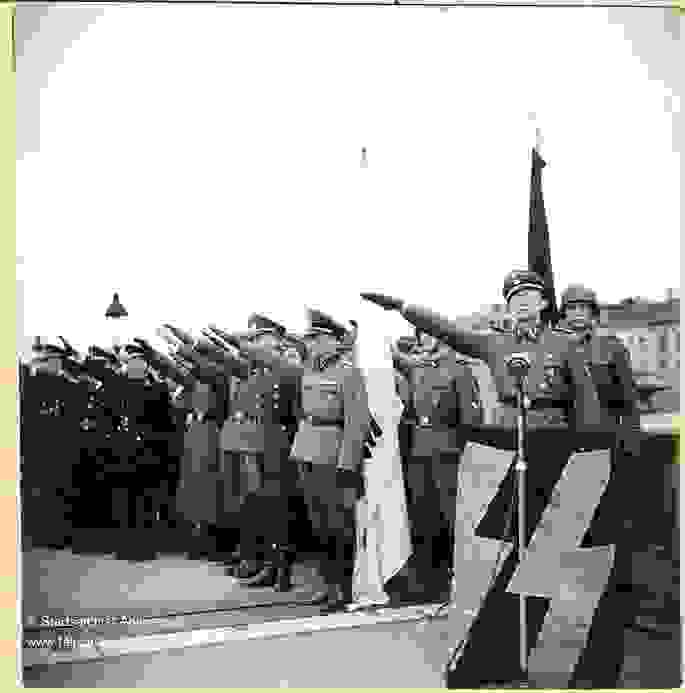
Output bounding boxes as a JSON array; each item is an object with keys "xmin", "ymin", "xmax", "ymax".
[
  {"xmin": 21, "ymin": 617, "xmax": 682, "ymax": 688},
  {"xmin": 23, "ymin": 545, "xmax": 327, "ymax": 623},
  {"xmin": 22, "ymin": 534, "xmax": 681, "ymax": 688}
]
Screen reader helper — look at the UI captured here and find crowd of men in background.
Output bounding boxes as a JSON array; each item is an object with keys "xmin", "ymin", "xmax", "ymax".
[{"xmin": 20, "ymin": 275, "xmax": 646, "ymax": 623}]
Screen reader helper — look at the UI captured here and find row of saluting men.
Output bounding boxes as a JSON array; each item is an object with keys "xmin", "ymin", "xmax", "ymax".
[
  {"xmin": 22, "ymin": 272, "xmax": 642, "ymax": 624},
  {"xmin": 23, "ymin": 307, "xmax": 402, "ymax": 612}
]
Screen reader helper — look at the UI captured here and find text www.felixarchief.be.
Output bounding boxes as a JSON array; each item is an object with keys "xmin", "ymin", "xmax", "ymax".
[{"xmin": 24, "ymin": 635, "xmax": 99, "ymax": 651}]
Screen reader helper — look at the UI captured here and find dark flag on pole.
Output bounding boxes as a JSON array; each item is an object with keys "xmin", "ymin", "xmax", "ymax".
[{"xmin": 528, "ymin": 142, "xmax": 558, "ymax": 327}]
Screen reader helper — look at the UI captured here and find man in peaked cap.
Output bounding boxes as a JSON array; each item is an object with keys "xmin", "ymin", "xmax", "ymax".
[
  {"xmin": 291, "ymin": 307, "xmax": 369, "ymax": 611},
  {"xmin": 361, "ymin": 270, "xmax": 632, "ymax": 688},
  {"xmin": 246, "ymin": 314, "xmax": 288, "ymax": 352}
]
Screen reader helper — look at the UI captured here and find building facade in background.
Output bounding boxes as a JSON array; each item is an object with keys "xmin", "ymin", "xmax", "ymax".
[{"xmin": 599, "ymin": 289, "xmax": 680, "ymax": 376}]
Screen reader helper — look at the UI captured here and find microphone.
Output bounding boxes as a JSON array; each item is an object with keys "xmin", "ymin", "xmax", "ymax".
[{"xmin": 505, "ymin": 352, "xmax": 532, "ymax": 380}]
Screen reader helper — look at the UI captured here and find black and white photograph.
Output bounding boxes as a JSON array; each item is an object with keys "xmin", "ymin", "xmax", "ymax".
[{"xmin": 16, "ymin": 0, "xmax": 681, "ymax": 687}]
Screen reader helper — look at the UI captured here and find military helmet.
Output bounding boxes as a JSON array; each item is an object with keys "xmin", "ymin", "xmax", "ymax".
[
  {"xmin": 502, "ymin": 269, "xmax": 546, "ymax": 303},
  {"xmin": 560, "ymin": 284, "xmax": 599, "ymax": 316}
]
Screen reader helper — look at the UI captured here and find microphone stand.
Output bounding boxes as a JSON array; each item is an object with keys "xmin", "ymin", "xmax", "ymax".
[{"xmin": 514, "ymin": 375, "xmax": 529, "ymax": 682}]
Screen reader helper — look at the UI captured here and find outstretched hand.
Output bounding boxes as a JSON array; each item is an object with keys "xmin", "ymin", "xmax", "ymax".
[{"xmin": 360, "ymin": 293, "xmax": 404, "ymax": 312}]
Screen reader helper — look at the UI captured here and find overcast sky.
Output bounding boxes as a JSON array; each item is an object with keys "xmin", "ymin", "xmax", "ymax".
[{"xmin": 16, "ymin": 4, "xmax": 682, "ymax": 356}]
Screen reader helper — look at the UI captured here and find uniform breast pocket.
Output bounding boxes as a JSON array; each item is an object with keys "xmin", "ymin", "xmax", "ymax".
[
  {"xmin": 541, "ymin": 362, "xmax": 564, "ymax": 393},
  {"xmin": 589, "ymin": 361, "xmax": 619, "ymax": 402},
  {"xmin": 431, "ymin": 385, "xmax": 455, "ymax": 409},
  {"xmin": 588, "ymin": 361, "xmax": 612, "ymax": 386},
  {"xmin": 302, "ymin": 383, "xmax": 343, "ymax": 420}
]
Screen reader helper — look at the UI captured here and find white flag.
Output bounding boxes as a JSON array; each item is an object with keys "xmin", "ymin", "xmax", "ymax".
[{"xmin": 350, "ymin": 302, "xmax": 412, "ymax": 608}]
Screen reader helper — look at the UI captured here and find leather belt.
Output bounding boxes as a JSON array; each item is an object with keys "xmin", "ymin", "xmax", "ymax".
[
  {"xmin": 406, "ymin": 417, "xmax": 453, "ymax": 429},
  {"xmin": 230, "ymin": 413, "xmax": 262, "ymax": 424},
  {"xmin": 305, "ymin": 416, "xmax": 344, "ymax": 427},
  {"xmin": 498, "ymin": 397, "xmax": 566, "ymax": 411},
  {"xmin": 492, "ymin": 403, "xmax": 568, "ymax": 428}
]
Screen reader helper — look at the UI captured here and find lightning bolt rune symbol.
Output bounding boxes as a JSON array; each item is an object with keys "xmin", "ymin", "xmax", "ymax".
[
  {"xmin": 447, "ymin": 443, "xmax": 614, "ymax": 687},
  {"xmin": 447, "ymin": 443, "xmax": 516, "ymax": 655},
  {"xmin": 507, "ymin": 448, "xmax": 614, "ymax": 688}
]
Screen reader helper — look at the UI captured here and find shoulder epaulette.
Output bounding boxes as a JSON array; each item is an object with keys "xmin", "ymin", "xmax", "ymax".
[
  {"xmin": 454, "ymin": 357, "xmax": 473, "ymax": 367},
  {"xmin": 602, "ymin": 334, "xmax": 623, "ymax": 345},
  {"xmin": 552, "ymin": 326, "xmax": 575, "ymax": 336},
  {"xmin": 488, "ymin": 323, "xmax": 511, "ymax": 335}
]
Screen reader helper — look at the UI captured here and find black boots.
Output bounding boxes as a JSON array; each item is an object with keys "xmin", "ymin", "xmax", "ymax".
[
  {"xmin": 273, "ymin": 545, "xmax": 295, "ymax": 592},
  {"xmin": 233, "ymin": 545, "xmax": 294, "ymax": 591}
]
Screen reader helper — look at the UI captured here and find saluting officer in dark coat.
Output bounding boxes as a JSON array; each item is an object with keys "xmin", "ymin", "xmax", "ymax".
[
  {"xmin": 162, "ymin": 331, "xmax": 241, "ymax": 561},
  {"xmin": 362, "ymin": 270, "xmax": 629, "ymax": 689},
  {"xmin": 22, "ymin": 344, "xmax": 81, "ymax": 549},
  {"xmin": 106, "ymin": 346, "xmax": 175, "ymax": 559}
]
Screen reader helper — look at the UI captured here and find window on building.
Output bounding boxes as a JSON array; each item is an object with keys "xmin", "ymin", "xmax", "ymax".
[
  {"xmin": 659, "ymin": 359, "xmax": 668, "ymax": 370},
  {"xmin": 676, "ymin": 330, "xmax": 680, "ymax": 353},
  {"xmin": 659, "ymin": 332, "xmax": 668, "ymax": 353}
]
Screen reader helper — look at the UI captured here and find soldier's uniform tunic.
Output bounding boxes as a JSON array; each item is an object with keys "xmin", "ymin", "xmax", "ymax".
[
  {"xmin": 165, "ymin": 343, "xmax": 247, "ymax": 561},
  {"xmin": 219, "ymin": 327, "xmax": 300, "ymax": 587},
  {"xmin": 292, "ymin": 353, "xmax": 369, "ymax": 604},
  {"xmin": 110, "ymin": 375, "xmax": 176, "ymax": 556},
  {"xmin": 392, "ymin": 345, "xmax": 483, "ymax": 591},
  {"xmin": 230, "ymin": 365, "xmax": 299, "ymax": 553},
  {"xmin": 77, "ymin": 356, "xmax": 124, "ymax": 533}
]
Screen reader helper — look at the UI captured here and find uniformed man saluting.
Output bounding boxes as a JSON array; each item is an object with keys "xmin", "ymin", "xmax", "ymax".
[
  {"xmin": 218, "ymin": 314, "xmax": 301, "ymax": 591},
  {"xmin": 363, "ymin": 270, "xmax": 602, "ymax": 433},
  {"xmin": 362, "ymin": 270, "xmax": 629, "ymax": 689}
]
